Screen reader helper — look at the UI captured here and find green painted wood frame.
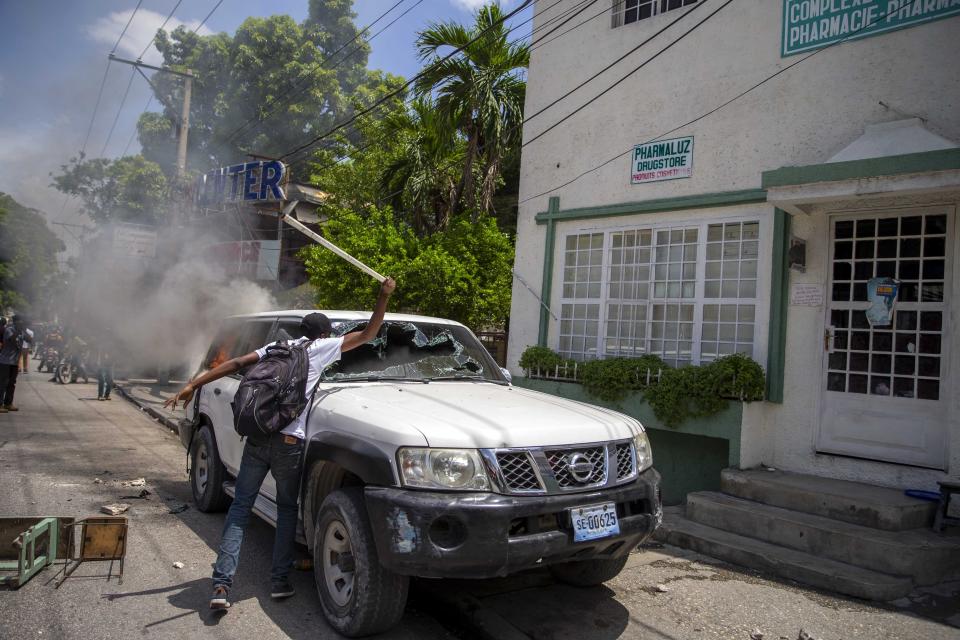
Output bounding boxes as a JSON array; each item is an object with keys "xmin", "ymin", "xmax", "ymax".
[
  {"xmin": 533, "ymin": 188, "xmax": 770, "ymax": 344},
  {"xmin": 761, "ymin": 148, "xmax": 960, "ymax": 189},
  {"xmin": 766, "ymin": 209, "xmax": 791, "ymax": 402}
]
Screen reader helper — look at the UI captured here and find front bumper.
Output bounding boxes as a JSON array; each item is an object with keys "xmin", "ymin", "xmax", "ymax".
[{"xmin": 364, "ymin": 468, "xmax": 661, "ymax": 579}]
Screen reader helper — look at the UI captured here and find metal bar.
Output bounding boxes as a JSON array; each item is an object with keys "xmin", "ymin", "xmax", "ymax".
[
  {"xmin": 279, "ymin": 203, "xmax": 386, "ymax": 283},
  {"xmin": 108, "ymin": 53, "xmax": 193, "ymax": 78}
]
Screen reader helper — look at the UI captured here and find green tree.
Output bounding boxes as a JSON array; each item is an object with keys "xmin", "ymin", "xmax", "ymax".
[
  {"xmin": 415, "ymin": 4, "xmax": 529, "ymax": 216},
  {"xmin": 301, "ymin": 208, "xmax": 513, "ymax": 329},
  {"xmin": 0, "ymin": 193, "xmax": 66, "ymax": 314},
  {"xmin": 51, "ymin": 155, "xmax": 170, "ymax": 225},
  {"xmin": 143, "ymin": 1, "xmax": 375, "ymax": 175},
  {"xmin": 379, "ymin": 97, "xmax": 464, "ymax": 234}
]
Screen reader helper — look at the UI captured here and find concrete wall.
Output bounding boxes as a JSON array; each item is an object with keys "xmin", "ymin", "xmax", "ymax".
[
  {"xmin": 509, "ymin": 1, "xmax": 960, "ymax": 369},
  {"xmin": 509, "ymin": 1, "xmax": 960, "ymax": 490}
]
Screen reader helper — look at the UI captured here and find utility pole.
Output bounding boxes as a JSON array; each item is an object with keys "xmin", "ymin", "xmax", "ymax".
[
  {"xmin": 176, "ymin": 70, "xmax": 193, "ymax": 177},
  {"xmin": 108, "ymin": 53, "xmax": 194, "ymax": 175},
  {"xmin": 108, "ymin": 53, "xmax": 195, "ymax": 225}
]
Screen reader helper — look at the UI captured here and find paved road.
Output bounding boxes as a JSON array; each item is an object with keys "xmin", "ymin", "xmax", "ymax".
[{"xmin": 0, "ymin": 375, "xmax": 451, "ymax": 639}]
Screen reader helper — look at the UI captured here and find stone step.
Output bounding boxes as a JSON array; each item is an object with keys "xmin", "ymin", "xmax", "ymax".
[
  {"xmin": 654, "ymin": 507, "xmax": 914, "ymax": 601},
  {"xmin": 721, "ymin": 468, "xmax": 936, "ymax": 531},
  {"xmin": 685, "ymin": 492, "xmax": 960, "ymax": 585}
]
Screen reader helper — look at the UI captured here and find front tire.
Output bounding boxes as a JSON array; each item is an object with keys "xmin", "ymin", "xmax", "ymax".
[
  {"xmin": 191, "ymin": 426, "xmax": 230, "ymax": 512},
  {"xmin": 548, "ymin": 555, "xmax": 630, "ymax": 587},
  {"xmin": 313, "ymin": 487, "xmax": 409, "ymax": 637}
]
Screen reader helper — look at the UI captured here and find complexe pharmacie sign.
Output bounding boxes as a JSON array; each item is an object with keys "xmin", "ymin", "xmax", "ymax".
[
  {"xmin": 782, "ymin": 0, "xmax": 960, "ymax": 56},
  {"xmin": 195, "ymin": 160, "xmax": 287, "ymax": 206},
  {"xmin": 630, "ymin": 136, "xmax": 694, "ymax": 185}
]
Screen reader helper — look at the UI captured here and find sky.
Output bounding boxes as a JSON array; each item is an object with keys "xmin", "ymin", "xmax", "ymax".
[{"xmin": 0, "ymin": 0, "xmax": 533, "ymax": 251}]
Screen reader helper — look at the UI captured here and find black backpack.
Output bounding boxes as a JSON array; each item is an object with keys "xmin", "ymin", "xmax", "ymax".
[{"xmin": 231, "ymin": 341, "xmax": 313, "ymax": 438}]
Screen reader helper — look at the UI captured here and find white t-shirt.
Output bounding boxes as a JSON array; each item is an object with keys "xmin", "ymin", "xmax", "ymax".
[
  {"xmin": 255, "ymin": 336, "xmax": 344, "ymax": 440},
  {"xmin": 23, "ymin": 328, "xmax": 34, "ymax": 350}
]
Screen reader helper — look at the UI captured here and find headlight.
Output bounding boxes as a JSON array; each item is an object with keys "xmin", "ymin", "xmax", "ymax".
[
  {"xmin": 398, "ymin": 448, "xmax": 491, "ymax": 491},
  {"xmin": 634, "ymin": 431, "xmax": 653, "ymax": 472}
]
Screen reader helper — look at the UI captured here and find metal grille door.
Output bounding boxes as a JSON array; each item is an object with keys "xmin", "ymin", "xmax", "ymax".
[{"xmin": 818, "ymin": 209, "xmax": 952, "ymax": 469}]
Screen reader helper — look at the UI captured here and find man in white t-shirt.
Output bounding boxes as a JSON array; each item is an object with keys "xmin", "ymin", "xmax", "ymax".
[{"xmin": 165, "ymin": 277, "xmax": 395, "ymax": 610}]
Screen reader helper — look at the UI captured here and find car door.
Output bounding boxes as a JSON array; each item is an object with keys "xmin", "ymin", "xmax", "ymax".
[{"xmin": 200, "ymin": 317, "xmax": 276, "ymax": 475}]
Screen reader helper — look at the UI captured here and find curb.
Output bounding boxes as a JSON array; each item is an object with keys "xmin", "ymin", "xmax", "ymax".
[{"xmin": 115, "ymin": 384, "xmax": 181, "ymax": 434}]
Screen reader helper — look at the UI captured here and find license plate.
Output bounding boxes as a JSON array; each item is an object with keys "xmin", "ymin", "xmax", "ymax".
[{"xmin": 570, "ymin": 502, "xmax": 620, "ymax": 542}]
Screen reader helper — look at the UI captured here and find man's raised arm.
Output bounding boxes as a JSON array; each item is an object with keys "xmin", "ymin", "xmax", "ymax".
[{"xmin": 342, "ymin": 277, "xmax": 396, "ymax": 353}]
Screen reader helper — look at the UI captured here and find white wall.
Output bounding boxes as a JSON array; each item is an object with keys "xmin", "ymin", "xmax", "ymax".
[{"xmin": 509, "ymin": 1, "xmax": 960, "ymax": 486}]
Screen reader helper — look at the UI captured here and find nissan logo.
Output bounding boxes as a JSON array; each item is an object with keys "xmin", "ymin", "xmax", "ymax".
[{"xmin": 566, "ymin": 453, "xmax": 595, "ymax": 483}]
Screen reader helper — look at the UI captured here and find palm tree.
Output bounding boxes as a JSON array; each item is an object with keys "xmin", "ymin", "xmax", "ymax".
[
  {"xmin": 415, "ymin": 4, "xmax": 529, "ymax": 218},
  {"xmin": 380, "ymin": 98, "xmax": 463, "ymax": 234}
]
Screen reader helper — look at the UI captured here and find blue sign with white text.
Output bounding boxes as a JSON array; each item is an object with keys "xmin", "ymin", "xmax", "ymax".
[{"xmin": 195, "ymin": 160, "xmax": 287, "ymax": 206}]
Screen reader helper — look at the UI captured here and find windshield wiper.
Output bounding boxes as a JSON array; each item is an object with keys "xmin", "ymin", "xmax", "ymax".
[{"xmin": 325, "ymin": 375, "xmax": 429, "ymax": 383}]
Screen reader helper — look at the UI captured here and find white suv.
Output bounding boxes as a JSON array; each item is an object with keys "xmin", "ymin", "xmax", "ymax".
[{"xmin": 178, "ymin": 310, "xmax": 661, "ymax": 636}]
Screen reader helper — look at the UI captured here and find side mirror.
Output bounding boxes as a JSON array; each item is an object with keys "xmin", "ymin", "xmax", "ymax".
[{"xmin": 500, "ymin": 367, "xmax": 513, "ymax": 384}]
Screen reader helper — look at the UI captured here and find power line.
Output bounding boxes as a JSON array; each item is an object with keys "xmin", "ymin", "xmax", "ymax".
[
  {"xmin": 79, "ymin": 61, "xmax": 114, "ymax": 159},
  {"xmin": 122, "ymin": 95, "xmax": 153, "ymax": 157},
  {"xmin": 194, "ymin": 0, "xmax": 224, "ymax": 33},
  {"xmin": 112, "ymin": 0, "xmax": 145, "ymax": 53},
  {"xmin": 530, "ymin": 0, "xmax": 626, "ymax": 52},
  {"xmin": 101, "ymin": 67, "xmax": 138, "ymax": 157},
  {"xmin": 276, "ymin": 0, "xmax": 536, "ymax": 164},
  {"xmin": 519, "ymin": 0, "xmax": 916, "ymax": 204},
  {"xmin": 271, "ymin": 0, "xmax": 587, "ymax": 161},
  {"xmin": 138, "ymin": 0, "xmax": 183, "ymax": 60},
  {"xmin": 282, "ymin": 0, "xmax": 660, "ymax": 178},
  {"xmin": 522, "ymin": 0, "xmax": 722, "ymax": 148},
  {"xmin": 222, "ymin": 0, "xmax": 416, "ymax": 145}
]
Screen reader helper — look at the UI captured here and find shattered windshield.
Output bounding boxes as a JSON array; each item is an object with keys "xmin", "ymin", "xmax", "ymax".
[{"xmin": 321, "ymin": 320, "xmax": 505, "ymax": 383}]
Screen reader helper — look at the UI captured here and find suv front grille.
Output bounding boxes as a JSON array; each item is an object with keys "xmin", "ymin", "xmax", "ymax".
[
  {"xmin": 546, "ymin": 446, "xmax": 606, "ymax": 487},
  {"xmin": 615, "ymin": 442, "xmax": 634, "ymax": 480},
  {"xmin": 495, "ymin": 451, "xmax": 542, "ymax": 492},
  {"xmin": 486, "ymin": 439, "xmax": 637, "ymax": 496}
]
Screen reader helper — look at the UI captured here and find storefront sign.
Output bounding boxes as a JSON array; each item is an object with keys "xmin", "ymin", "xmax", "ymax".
[
  {"xmin": 113, "ymin": 222, "xmax": 157, "ymax": 259},
  {"xmin": 631, "ymin": 136, "xmax": 694, "ymax": 184},
  {"xmin": 782, "ymin": 0, "xmax": 960, "ymax": 56},
  {"xmin": 195, "ymin": 160, "xmax": 286, "ymax": 206},
  {"xmin": 790, "ymin": 283, "xmax": 824, "ymax": 306}
]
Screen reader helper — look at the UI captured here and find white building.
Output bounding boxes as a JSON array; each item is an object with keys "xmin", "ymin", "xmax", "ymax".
[{"xmin": 508, "ymin": 0, "xmax": 960, "ymax": 494}]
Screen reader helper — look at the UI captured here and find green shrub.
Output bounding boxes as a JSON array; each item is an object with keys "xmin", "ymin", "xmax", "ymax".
[
  {"xmin": 706, "ymin": 353, "xmax": 766, "ymax": 401},
  {"xmin": 580, "ymin": 355, "xmax": 669, "ymax": 402},
  {"xmin": 519, "ymin": 345, "xmax": 765, "ymax": 428}
]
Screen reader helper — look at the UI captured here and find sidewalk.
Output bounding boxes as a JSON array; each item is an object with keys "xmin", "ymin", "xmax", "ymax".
[{"xmin": 114, "ymin": 379, "xmax": 185, "ymax": 433}]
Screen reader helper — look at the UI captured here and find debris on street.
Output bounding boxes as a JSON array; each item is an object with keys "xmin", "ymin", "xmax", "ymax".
[
  {"xmin": 172, "ymin": 561, "xmax": 185, "ymax": 569},
  {"xmin": 750, "ymin": 628, "xmax": 764, "ymax": 640},
  {"xmin": 93, "ymin": 478, "xmax": 103, "ymax": 484},
  {"xmin": 654, "ymin": 583, "xmax": 670, "ymax": 593},
  {"xmin": 121, "ymin": 478, "xmax": 146, "ymax": 487},
  {"xmin": 119, "ymin": 489, "xmax": 150, "ymax": 500},
  {"xmin": 168, "ymin": 503, "xmax": 189, "ymax": 514},
  {"xmin": 100, "ymin": 503, "xmax": 130, "ymax": 516}
]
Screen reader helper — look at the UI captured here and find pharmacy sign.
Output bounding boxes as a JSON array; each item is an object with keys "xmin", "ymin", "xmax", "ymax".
[
  {"xmin": 782, "ymin": 0, "xmax": 960, "ymax": 56},
  {"xmin": 631, "ymin": 136, "xmax": 694, "ymax": 185}
]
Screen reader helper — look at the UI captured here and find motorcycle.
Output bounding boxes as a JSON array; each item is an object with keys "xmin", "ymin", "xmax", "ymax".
[
  {"xmin": 39, "ymin": 346, "xmax": 60, "ymax": 373},
  {"xmin": 55, "ymin": 353, "xmax": 89, "ymax": 384}
]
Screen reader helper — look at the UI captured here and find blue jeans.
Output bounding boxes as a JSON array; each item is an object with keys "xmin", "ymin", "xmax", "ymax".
[
  {"xmin": 212, "ymin": 433, "xmax": 304, "ymax": 589},
  {"xmin": 97, "ymin": 366, "xmax": 113, "ymax": 398}
]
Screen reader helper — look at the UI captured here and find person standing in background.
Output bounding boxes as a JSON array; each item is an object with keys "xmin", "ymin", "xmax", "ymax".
[
  {"xmin": 19, "ymin": 326, "xmax": 34, "ymax": 375},
  {"xmin": 95, "ymin": 334, "xmax": 114, "ymax": 401},
  {"xmin": 0, "ymin": 315, "xmax": 27, "ymax": 413}
]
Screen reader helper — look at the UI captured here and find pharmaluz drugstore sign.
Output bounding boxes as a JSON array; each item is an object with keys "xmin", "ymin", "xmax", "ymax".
[
  {"xmin": 631, "ymin": 136, "xmax": 694, "ymax": 185},
  {"xmin": 782, "ymin": 0, "xmax": 960, "ymax": 56}
]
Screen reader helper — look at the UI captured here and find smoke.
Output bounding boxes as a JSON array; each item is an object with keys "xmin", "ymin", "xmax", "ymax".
[{"xmin": 68, "ymin": 221, "xmax": 279, "ymax": 379}]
